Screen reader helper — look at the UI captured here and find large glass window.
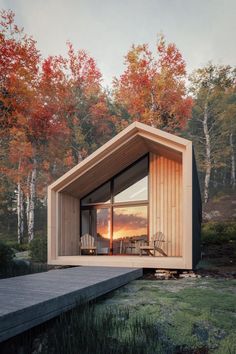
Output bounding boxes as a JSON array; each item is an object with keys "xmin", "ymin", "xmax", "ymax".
[
  {"xmin": 114, "ymin": 157, "xmax": 148, "ymax": 202},
  {"xmin": 81, "ymin": 208, "xmax": 110, "ymax": 254},
  {"xmin": 81, "ymin": 181, "xmax": 110, "ymax": 205},
  {"xmin": 80, "ymin": 155, "xmax": 149, "ymax": 255},
  {"xmin": 96, "ymin": 208, "xmax": 110, "ymax": 254},
  {"xmin": 113, "ymin": 206, "xmax": 148, "ymax": 255}
]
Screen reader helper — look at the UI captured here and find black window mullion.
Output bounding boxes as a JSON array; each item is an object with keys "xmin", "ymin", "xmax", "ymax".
[
  {"xmin": 110, "ymin": 178, "xmax": 114, "ymax": 254},
  {"xmin": 111, "ymin": 178, "xmax": 114, "ymax": 204}
]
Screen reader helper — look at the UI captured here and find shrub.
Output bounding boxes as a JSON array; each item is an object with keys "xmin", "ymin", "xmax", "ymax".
[
  {"xmin": 201, "ymin": 222, "xmax": 236, "ymax": 246},
  {"xmin": 5, "ymin": 241, "xmax": 29, "ymax": 252},
  {"xmin": 29, "ymin": 236, "xmax": 47, "ymax": 263},
  {"xmin": 0, "ymin": 241, "xmax": 14, "ymax": 269}
]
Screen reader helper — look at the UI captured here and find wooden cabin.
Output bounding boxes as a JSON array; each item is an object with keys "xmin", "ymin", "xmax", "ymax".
[{"xmin": 48, "ymin": 122, "xmax": 202, "ymax": 269}]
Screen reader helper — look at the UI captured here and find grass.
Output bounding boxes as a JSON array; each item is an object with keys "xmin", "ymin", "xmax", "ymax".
[
  {"xmin": 97, "ymin": 278, "xmax": 236, "ymax": 353},
  {"xmin": 2, "ymin": 278, "xmax": 236, "ymax": 354}
]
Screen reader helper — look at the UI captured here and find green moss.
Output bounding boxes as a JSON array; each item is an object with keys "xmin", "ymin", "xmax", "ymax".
[
  {"xmin": 5, "ymin": 278, "xmax": 236, "ymax": 353},
  {"xmin": 96, "ymin": 278, "xmax": 236, "ymax": 352}
]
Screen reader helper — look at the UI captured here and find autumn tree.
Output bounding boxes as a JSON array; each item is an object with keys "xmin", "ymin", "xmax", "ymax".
[
  {"xmin": 189, "ymin": 64, "xmax": 236, "ymax": 203},
  {"xmin": 113, "ymin": 36, "xmax": 192, "ymax": 132},
  {"xmin": 220, "ymin": 82, "xmax": 236, "ymax": 189},
  {"xmin": 0, "ymin": 11, "xmax": 117, "ymax": 243},
  {"xmin": 63, "ymin": 43, "xmax": 116, "ymax": 163},
  {"xmin": 0, "ymin": 10, "xmax": 40, "ymax": 242},
  {"xmin": 0, "ymin": 11, "xmax": 68, "ymax": 242}
]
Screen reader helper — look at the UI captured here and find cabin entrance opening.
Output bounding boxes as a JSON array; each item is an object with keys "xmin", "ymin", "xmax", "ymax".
[{"xmin": 80, "ymin": 155, "xmax": 149, "ymax": 255}]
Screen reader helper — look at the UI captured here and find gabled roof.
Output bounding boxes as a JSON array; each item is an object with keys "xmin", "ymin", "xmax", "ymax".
[{"xmin": 49, "ymin": 121, "xmax": 191, "ymax": 198}]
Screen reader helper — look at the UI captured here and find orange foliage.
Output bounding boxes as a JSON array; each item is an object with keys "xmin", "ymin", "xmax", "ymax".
[
  {"xmin": 113, "ymin": 37, "xmax": 193, "ymax": 132},
  {"xmin": 0, "ymin": 11, "xmax": 192, "ymax": 204}
]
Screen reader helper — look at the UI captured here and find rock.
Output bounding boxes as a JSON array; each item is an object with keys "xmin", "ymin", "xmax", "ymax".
[
  {"xmin": 179, "ymin": 271, "xmax": 198, "ymax": 278},
  {"xmin": 155, "ymin": 269, "xmax": 177, "ymax": 280},
  {"xmin": 13, "ymin": 259, "xmax": 31, "ymax": 267},
  {"xmin": 203, "ymin": 210, "xmax": 221, "ymax": 221},
  {"xmin": 193, "ymin": 324, "xmax": 209, "ymax": 342}
]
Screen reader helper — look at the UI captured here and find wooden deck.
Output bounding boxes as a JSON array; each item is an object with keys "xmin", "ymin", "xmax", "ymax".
[{"xmin": 0, "ymin": 266, "xmax": 142, "ymax": 343}]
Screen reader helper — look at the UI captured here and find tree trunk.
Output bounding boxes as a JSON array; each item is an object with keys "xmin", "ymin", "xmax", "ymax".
[
  {"xmin": 17, "ymin": 181, "xmax": 24, "ymax": 244},
  {"xmin": 203, "ymin": 102, "xmax": 211, "ymax": 203},
  {"xmin": 26, "ymin": 173, "xmax": 30, "ymax": 231},
  {"xmin": 77, "ymin": 150, "xmax": 83, "ymax": 163},
  {"xmin": 212, "ymin": 164, "xmax": 218, "ymax": 189},
  {"xmin": 222, "ymin": 166, "xmax": 226, "ymax": 186},
  {"xmin": 230, "ymin": 133, "xmax": 235, "ymax": 189},
  {"xmin": 28, "ymin": 160, "xmax": 37, "ymax": 242}
]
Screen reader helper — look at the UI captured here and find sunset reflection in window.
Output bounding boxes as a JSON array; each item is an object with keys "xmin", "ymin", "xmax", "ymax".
[{"xmin": 113, "ymin": 206, "xmax": 147, "ymax": 240}]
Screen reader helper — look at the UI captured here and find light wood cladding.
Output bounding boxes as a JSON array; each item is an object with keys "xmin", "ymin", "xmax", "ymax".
[
  {"xmin": 62, "ymin": 137, "xmax": 182, "ymax": 198},
  {"xmin": 47, "ymin": 190, "xmax": 57, "ymax": 260},
  {"xmin": 63, "ymin": 135, "xmax": 148, "ymax": 197},
  {"xmin": 149, "ymin": 153, "xmax": 182, "ymax": 257},
  {"xmin": 142, "ymin": 139, "xmax": 182, "ymax": 163},
  {"xmin": 58, "ymin": 193, "xmax": 80, "ymax": 256},
  {"xmin": 49, "ymin": 122, "xmax": 189, "ymax": 192}
]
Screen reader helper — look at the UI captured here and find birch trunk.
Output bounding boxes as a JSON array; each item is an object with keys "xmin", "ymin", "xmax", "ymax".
[
  {"xmin": 17, "ymin": 181, "xmax": 24, "ymax": 244},
  {"xmin": 230, "ymin": 133, "xmax": 235, "ymax": 189},
  {"xmin": 203, "ymin": 101, "xmax": 211, "ymax": 203},
  {"xmin": 28, "ymin": 160, "xmax": 37, "ymax": 242},
  {"xmin": 26, "ymin": 173, "xmax": 30, "ymax": 230},
  {"xmin": 26, "ymin": 172, "xmax": 31, "ymax": 225}
]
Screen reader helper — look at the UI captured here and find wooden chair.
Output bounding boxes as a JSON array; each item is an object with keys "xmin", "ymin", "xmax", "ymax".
[
  {"xmin": 80, "ymin": 234, "xmax": 97, "ymax": 255},
  {"xmin": 139, "ymin": 232, "xmax": 167, "ymax": 257},
  {"xmin": 125, "ymin": 238, "xmax": 137, "ymax": 254}
]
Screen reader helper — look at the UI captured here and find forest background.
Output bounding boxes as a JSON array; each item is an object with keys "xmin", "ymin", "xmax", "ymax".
[{"xmin": 0, "ymin": 10, "xmax": 235, "ymax": 246}]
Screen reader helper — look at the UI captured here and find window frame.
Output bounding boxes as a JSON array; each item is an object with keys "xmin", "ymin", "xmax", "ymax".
[
  {"xmin": 80, "ymin": 154, "xmax": 150, "ymax": 253},
  {"xmin": 81, "ymin": 154, "xmax": 149, "ymax": 207}
]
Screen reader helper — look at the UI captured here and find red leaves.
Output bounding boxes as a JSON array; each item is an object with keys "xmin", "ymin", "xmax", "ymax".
[
  {"xmin": 0, "ymin": 10, "xmax": 193, "ymax": 201},
  {"xmin": 113, "ymin": 36, "xmax": 192, "ymax": 131},
  {"xmin": 67, "ymin": 41, "xmax": 101, "ymax": 94}
]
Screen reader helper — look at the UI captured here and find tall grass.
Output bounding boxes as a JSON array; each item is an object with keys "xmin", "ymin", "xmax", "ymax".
[
  {"xmin": 48, "ymin": 305, "xmax": 162, "ymax": 354},
  {"xmin": 1, "ymin": 300, "xmax": 209, "ymax": 354}
]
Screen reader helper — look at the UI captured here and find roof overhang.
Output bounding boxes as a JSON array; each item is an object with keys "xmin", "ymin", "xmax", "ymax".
[{"xmin": 49, "ymin": 122, "xmax": 191, "ymax": 198}]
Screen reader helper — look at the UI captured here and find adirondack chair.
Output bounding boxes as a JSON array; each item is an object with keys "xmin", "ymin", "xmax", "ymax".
[
  {"xmin": 139, "ymin": 232, "xmax": 167, "ymax": 257},
  {"xmin": 80, "ymin": 233, "xmax": 97, "ymax": 255},
  {"xmin": 124, "ymin": 238, "xmax": 137, "ymax": 254}
]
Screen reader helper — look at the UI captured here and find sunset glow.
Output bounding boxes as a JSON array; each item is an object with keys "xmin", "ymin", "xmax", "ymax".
[
  {"xmin": 113, "ymin": 206, "xmax": 147, "ymax": 239},
  {"xmin": 96, "ymin": 206, "xmax": 147, "ymax": 240}
]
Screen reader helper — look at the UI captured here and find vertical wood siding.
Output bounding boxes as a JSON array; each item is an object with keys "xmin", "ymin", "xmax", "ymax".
[
  {"xmin": 149, "ymin": 153, "xmax": 183, "ymax": 256},
  {"xmin": 58, "ymin": 193, "xmax": 80, "ymax": 256}
]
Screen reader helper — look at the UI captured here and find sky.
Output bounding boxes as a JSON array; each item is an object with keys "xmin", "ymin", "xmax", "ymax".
[
  {"xmin": 1, "ymin": 0, "xmax": 235, "ymax": 87},
  {"xmin": 97, "ymin": 206, "xmax": 147, "ymax": 240}
]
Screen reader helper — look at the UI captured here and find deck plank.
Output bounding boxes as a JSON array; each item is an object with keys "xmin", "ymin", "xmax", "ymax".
[{"xmin": 0, "ymin": 266, "xmax": 142, "ymax": 342}]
